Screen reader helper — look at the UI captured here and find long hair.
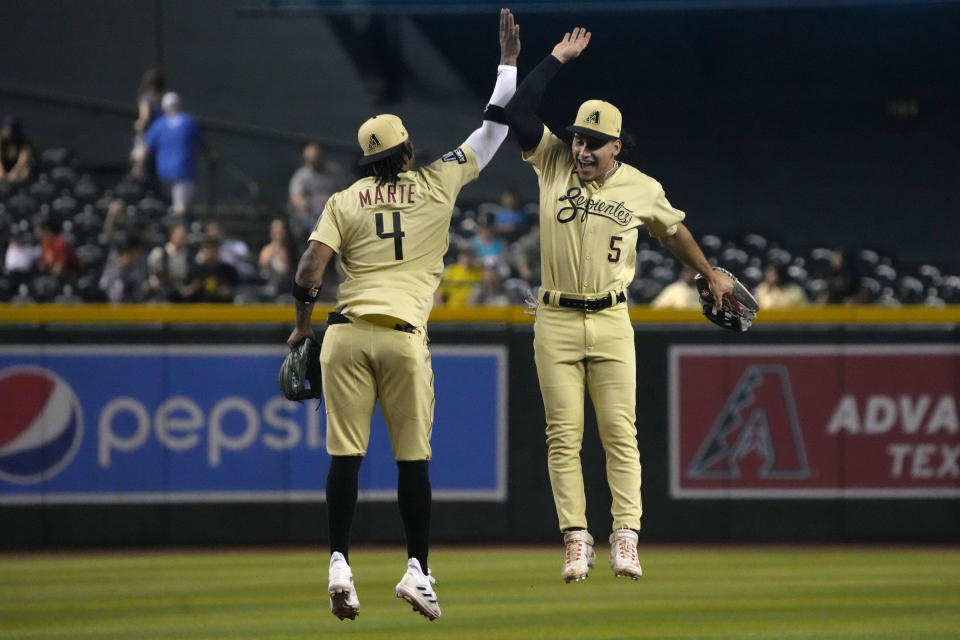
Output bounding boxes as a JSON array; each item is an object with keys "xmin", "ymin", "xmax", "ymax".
[{"xmin": 362, "ymin": 146, "xmax": 410, "ymax": 186}]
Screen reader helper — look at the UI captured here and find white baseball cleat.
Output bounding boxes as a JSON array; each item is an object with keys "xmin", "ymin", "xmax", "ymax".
[
  {"xmin": 328, "ymin": 551, "xmax": 360, "ymax": 620},
  {"xmin": 395, "ymin": 557, "xmax": 441, "ymax": 621},
  {"xmin": 609, "ymin": 529, "xmax": 643, "ymax": 580},
  {"xmin": 562, "ymin": 530, "xmax": 596, "ymax": 583}
]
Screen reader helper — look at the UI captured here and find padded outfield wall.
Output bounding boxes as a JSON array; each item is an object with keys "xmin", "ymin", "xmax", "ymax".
[{"xmin": 0, "ymin": 305, "xmax": 958, "ymax": 548}]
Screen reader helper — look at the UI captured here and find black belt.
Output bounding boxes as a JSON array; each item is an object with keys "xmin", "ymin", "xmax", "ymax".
[
  {"xmin": 327, "ymin": 311, "xmax": 416, "ymax": 333},
  {"xmin": 545, "ymin": 291, "xmax": 627, "ymax": 312}
]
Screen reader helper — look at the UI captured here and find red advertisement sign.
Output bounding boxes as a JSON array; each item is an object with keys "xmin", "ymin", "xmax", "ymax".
[{"xmin": 669, "ymin": 345, "xmax": 960, "ymax": 498}]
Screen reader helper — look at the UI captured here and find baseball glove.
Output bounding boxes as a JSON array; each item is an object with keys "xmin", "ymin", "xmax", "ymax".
[
  {"xmin": 694, "ymin": 267, "xmax": 760, "ymax": 332},
  {"xmin": 278, "ymin": 337, "xmax": 323, "ymax": 401}
]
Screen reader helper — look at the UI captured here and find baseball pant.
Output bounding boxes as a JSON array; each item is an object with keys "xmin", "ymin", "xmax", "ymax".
[
  {"xmin": 320, "ymin": 316, "xmax": 435, "ymax": 460},
  {"xmin": 533, "ymin": 304, "xmax": 643, "ymax": 532}
]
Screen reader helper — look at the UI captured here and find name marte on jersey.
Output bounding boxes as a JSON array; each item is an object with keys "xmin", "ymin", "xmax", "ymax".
[
  {"xmin": 556, "ymin": 187, "xmax": 633, "ymax": 226},
  {"xmin": 358, "ymin": 183, "xmax": 417, "ymax": 208}
]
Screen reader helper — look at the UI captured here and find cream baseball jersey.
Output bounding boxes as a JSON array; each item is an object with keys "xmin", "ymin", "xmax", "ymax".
[
  {"xmin": 310, "ymin": 145, "xmax": 479, "ymax": 326},
  {"xmin": 523, "ymin": 126, "xmax": 686, "ymax": 295}
]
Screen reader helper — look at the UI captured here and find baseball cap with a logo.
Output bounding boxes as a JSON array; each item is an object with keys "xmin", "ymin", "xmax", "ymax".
[
  {"xmin": 566, "ymin": 99, "xmax": 622, "ymax": 142},
  {"xmin": 357, "ymin": 114, "xmax": 409, "ymax": 166}
]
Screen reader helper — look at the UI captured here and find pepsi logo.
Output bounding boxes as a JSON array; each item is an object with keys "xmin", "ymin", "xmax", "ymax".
[{"xmin": 0, "ymin": 366, "xmax": 83, "ymax": 484}]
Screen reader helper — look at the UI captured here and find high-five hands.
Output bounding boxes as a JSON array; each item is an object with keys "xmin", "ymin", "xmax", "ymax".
[
  {"xmin": 551, "ymin": 27, "xmax": 591, "ymax": 63},
  {"xmin": 500, "ymin": 8, "xmax": 521, "ymax": 66}
]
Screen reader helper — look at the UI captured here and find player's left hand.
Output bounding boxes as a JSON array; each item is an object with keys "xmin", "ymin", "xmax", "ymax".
[
  {"xmin": 706, "ymin": 269, "xmax": 734, "ymax": 308},
  {"xmin": 286, "ymin": 326, "xmax": 316, "ymax": 351},
  {"xmin": 499, "ymin": 8, "xmax": 520, "ymax": 66}
]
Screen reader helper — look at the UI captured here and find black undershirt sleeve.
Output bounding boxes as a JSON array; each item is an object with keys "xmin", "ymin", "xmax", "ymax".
[{"xmin": 504, "ymin": 54, "xmax": 565, "ymax": 152}]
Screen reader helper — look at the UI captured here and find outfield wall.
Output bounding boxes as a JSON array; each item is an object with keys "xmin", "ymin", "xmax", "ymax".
[{"xmin": 1, "ymin": 305, "xmax": 958, "ymax": 547}]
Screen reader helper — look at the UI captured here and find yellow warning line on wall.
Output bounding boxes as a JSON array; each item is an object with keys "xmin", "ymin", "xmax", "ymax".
[{"xmin": 0, "ymin": 303, "xmax": 958, "ymax": 325}]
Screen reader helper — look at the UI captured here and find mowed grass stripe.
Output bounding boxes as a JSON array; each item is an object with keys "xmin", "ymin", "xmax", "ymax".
[{"xmin": 1, "ymin": 547, "xmax": 958, "ymax": 640}]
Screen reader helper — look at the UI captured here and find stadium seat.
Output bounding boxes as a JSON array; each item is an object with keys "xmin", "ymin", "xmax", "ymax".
[
  {"xmin": 895, "ymin": 276, "xmax": 924, "ymax": 304},
  {"xmin": 628, "ymin": 277, "xmax": 664, "ymax": 303},
  {"xmin": 743, "ymin": 233, "xmax": 768, "ymax": 254},
  {"xmin": 28, "ymin": 174, "xmax": 57, "ymax": 204},
  {"xmin": 859, "ymin": 277, "xmax": 881, "ymax": 302},
  {"xmin": 765, "ymin": 247, "xmax": 792, "ymax": 267},
  {"xmin": 113, "ymin": 180, "xmax": 143, "ymax": 201},
  {"xmin": 873, "ymin": 263, "xmax": 897, "ymax": 285},
  {"xmin": 804, "ymin": 278, "xmax": 827, "ymax": 301},
  {"xmin": 6, "ymin": 192, "xmax": 37, "ymax": 219},
  {"xmin": 73, "ymin": 176, "xmax": 100, "ymax": 203},
  {"xmin": 38, "ymin": 148, "xmax": 73, "ymax": 171},
  {"xmin": 30, "ymin": 275, "xmax": 60, "ymax": 302},
  {"xmin": 50, "ymin": 166, "xmax": 78, "ymax": 189}
]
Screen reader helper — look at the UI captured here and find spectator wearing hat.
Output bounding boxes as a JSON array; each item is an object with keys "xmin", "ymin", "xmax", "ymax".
[
  {"xmin": 180, "ymin": 237, "xmax": 238, "ymax": 302},
  {"xmin": 140, "ymin": 92, "xmax": 213, "ymax": 215},
  {"xmin": 0, "ymin": 115, "xmax": 33, "ymax": 183},
  {"xmin": 99, "ymin": 237, "xmax": 147, "ymax": 302}
]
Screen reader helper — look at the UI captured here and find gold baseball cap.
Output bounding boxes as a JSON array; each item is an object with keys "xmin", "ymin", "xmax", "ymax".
[
  {"xmin": 357, "ymin": 114, "xmax": 409, "ymax": 166},
  {"xmin": 566, "ymin": 99, "xmax": 622, "ymax": 142}
]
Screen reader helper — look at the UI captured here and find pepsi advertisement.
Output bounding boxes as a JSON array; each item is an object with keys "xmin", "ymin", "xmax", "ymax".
[{"xmin": 0, "ymin": 345, "xmax": 507, "ymax": 504}]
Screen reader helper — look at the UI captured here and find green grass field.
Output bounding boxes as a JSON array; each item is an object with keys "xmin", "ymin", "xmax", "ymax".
[{"xmin": 2, "ymin": 546, "xmax": 959, "ymax": 639}]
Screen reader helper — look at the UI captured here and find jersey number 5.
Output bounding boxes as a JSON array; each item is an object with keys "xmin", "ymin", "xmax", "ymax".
[
  {"xmin": 375, "ymin": 211, "xmax": 405, "ymax": 260},
  {"xmin": 608, "ymin": 236, "xmax": 623, "ymax": 263}
]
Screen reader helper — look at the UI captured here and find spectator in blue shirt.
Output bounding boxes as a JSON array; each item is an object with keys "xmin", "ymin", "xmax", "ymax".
[
  {"xmin": 492, "ymin": 189, "xmax": 528, "ymax": 241},
  {"xmin": 141, "ymin": 92, "xmax": 212, "ymax": 216},
  {"xmin": 471, "ymin": 216, "xmax": 505, "ymax": 265}
]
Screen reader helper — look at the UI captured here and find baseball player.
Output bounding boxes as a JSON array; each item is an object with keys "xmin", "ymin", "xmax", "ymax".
[
  {"xmin": 285, "ymin": 9, "xmax": 520, "ymax": 621},
  {"xmin": 504, "ymin": 28, "xmax": 733, "ymax": 583}
]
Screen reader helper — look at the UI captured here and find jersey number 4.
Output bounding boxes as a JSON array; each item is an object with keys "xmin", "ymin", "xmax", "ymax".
[{"xmin": 375, "ymin": 211, "xmax": 405, "ymax": 260}]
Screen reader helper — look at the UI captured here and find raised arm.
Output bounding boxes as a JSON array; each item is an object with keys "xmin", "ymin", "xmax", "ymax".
[
  {"xmin": 504, "ymin": 27, "xmax": 591, "ymax": 152},
  {"xmin": 462, "ymin": 8, "xmax": 520, "ymax": 171}
]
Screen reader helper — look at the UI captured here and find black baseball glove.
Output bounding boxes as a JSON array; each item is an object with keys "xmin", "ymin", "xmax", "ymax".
[
  {"xmin": 695, "ymin": 267, "xmax": 760, "ymax": 332},
  {"xmin": 278, "ymin": 337, "xmax": 323, "ymax": 401}
]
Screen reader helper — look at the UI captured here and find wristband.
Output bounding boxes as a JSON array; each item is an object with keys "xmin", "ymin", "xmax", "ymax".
[
  {"xmin": 292, "ymin": 283, "xmax": 320, "ymax": 304},
  {"xmin": 483, "ymin": 104, "xmax": 507, "ymax": 125}
]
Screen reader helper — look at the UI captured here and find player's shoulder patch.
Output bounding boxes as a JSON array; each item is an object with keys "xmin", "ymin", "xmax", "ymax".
[{"xmin": 441, "ymin": 148, "xmax": 468, "ymax": 164}]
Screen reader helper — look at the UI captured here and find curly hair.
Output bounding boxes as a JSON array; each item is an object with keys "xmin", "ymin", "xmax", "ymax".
[{"xmin": 362, "ymin": 146, "xmax": 410, "ymax": 186}]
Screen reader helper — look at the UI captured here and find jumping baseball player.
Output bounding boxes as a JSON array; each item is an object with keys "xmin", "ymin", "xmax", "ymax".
[
  {"xmin": 504, "ymin": 27, "xmax": 733, "ymax": 583},
  {"xmin": 284, "ymin": 9, "xmax": 520, "ymax": 622}
]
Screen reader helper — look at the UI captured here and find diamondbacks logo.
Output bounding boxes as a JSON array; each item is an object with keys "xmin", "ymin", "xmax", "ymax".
[
  {"xmin": 687, "ymin": 365, "xmax": 809, "ymax": 479},
  {"xmin": 0, "ymin": 367, "xmax": 83, "ymax": 484},
  {"xmin": 367, "ymin": 133, "xmax": 381, "ymax": 151},
  {"xmin": 584, "ymin": 110, "xmax": 600, "ymax": 125}
]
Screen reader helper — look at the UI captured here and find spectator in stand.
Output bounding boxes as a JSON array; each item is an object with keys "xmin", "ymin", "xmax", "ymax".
[
  {"xmin": 288, "ymin": 142, "xmax": 345, "ymax": 244},
  {"xmin": 650, "ymin": 267, "xmax": 700, "ymax": 309},
  {"xmin": 510, "ymin": 222, "xmax": 540, "ymax": 286},
  {"xmin": 436, "ymin": 246, "xmax": 483, "ymax": 308},
  {"xmin": 492, "ymin": 189, "xmax": 528, "ymax": 240},
  {"xmin": 819, "ymin": 248, "xmax": 863, "ymax": 304},
  {"xmin": 471, "ymin": 216, "xmax": 505, "ymax": 263},
  {"xmin": 146, "ymin": 222, "xmax": 192, "ymax": 300},
  {"xmin": 258, "ymin": 218, "xmax": 293, "ymax": 296},
  {"xmin": 755, "ymin": 263, "xmax": 808, "ymax": 308},
  {"xmin": 180, "ymin": 237, "xmax": 238, "ymax": 303},
  {"xmin": 3, "ymin": 229, "xmax": 40, "ymax": 283},
  {"xmin": 131, "ymin": 67, "xmax": 166, "ymax": 179},
  {"xmin": 0, "ymin": 115, "xmax": 33, "ymax": 183},
  {"xmin": 468, "ymin": 260, "xmax": 511, "ymax": 306},
  {"xmin": 202, "ymin": 220, "xmax": 250, "ymax": 269},
  {"xmin": 140, "ymin": 92, "xmax": 212, "ymax": 216},
  {"xmin": 99, "ymin": 237, "xmax": 147, "ymax": 302},
  {"xmin": 37, "ymin": 219, "xmax": 80, "ymax": 277}
]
